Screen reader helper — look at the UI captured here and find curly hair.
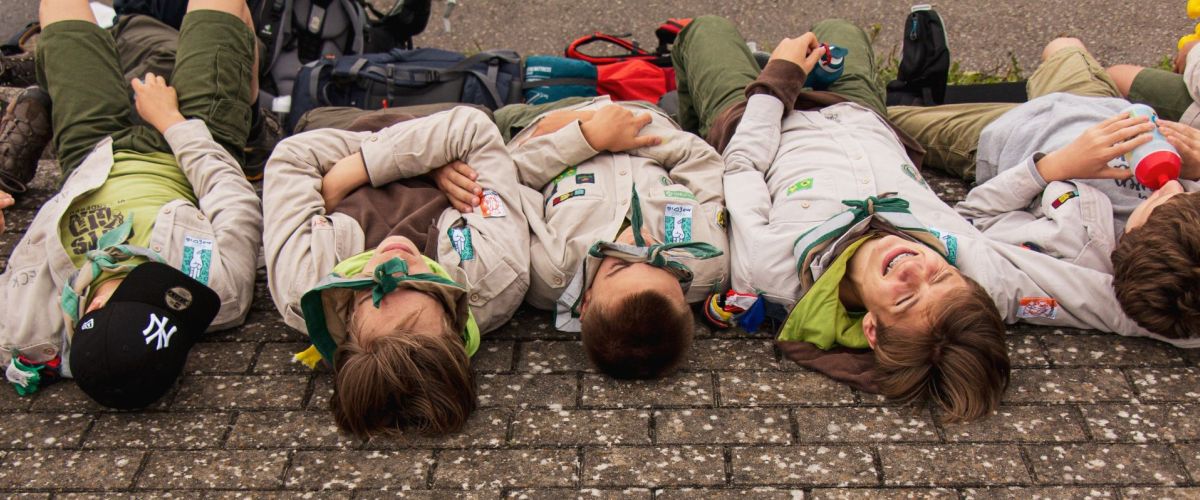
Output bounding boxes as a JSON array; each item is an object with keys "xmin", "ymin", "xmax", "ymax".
[{"xmin": 1112, "ymin": 192, "xmax": 1200, "ymax": 339}]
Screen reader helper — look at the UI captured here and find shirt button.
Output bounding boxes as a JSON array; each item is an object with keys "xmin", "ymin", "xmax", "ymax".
[
  {"xmin": 18, "ymin": 273, "xmax": 28, "ymax": 285},
  {"xmin": 801, "ymin": 201, "xmax": 811, "ymax": 208},
  {"xmin": 860, "ymin": 178, "xmax": 870, "ymax": 185},
  {"xmin": 554, "ymin": 277, "xmax": 563, "ymax": 286},
  {"xmin": 42, "ymin": 347, "xmax": 55, "ymax": 356},
  {"xmin": 469, "ymin": 293, "xmax": 481, "ymax": 302},
  {"xmin": 369, "ymin": 136, "xmax": 378, "ymax": 142},
  {"xmin": 196, "ymin": 214, "xmax": 206, "ymax": 221},
  {"xmin": 153, "ymin": 245, "xmax": 163, "ymax": 252},
  {"xmin": 163, "ymin": 208, "xmax": 172, "ymax": 215},
  {"xmin": 619, "ymin": 171, "xmax": 627, "ymax": 176}
]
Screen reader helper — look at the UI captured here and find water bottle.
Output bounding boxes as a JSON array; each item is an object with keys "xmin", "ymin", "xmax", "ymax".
[
  {"xmin": 1124, "ymin": 104, "xmax": 1181, "ymax": 190},
  {"xmin": 804, "ymin": 44, "xmax": 849, "ymax": 90}
]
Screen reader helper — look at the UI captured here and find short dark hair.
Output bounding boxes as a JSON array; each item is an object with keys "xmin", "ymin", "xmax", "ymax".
[
  {"xmin": 580, "ymin": 290, "xmax": 693, "ymax": 379},
  {"xmin": 873, "ymin": 274, "xmax": 1010, "ymax": 422},
  {"xmin": 1112, "ymin": 192, "xmax": 1200, "ymax": 339}
]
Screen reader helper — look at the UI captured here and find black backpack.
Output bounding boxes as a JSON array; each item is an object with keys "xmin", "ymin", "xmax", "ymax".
[{"xmin": 885, "ymin": 5, "xmax": 950, "ymax": 106}]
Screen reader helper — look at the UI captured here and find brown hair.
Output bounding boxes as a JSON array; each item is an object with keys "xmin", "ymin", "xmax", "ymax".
[
  {"xmin": 872, "ymin": 275, "xmax": 1010, "ymax": 422},
  {"xmin": 580, "ymin": 290, "xmax": 693, "ymax": 379},
  {"xmin": 330, "ymin": 319, "xmax": 476, "ymax": 439},
  {"xmin": 1112, "ymin": 192, "xmax": 1200, "ymax": 339}
]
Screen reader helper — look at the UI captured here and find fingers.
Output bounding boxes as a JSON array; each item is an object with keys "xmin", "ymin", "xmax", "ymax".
[
  {"xmin": 633, "ymin": 112, "xmax": 653, "ymax": 131},
  {"xmin": 0, "ymin": 191, "xmax": 14, "ymax": 209},
  {"xmin": 1097, "ymin": 111, "xmax": 1132, "ymax": 128},
  {"xmin": 1106, "ymin": 132, "xmax": 1153, "ymax": 158},
  {"xmin": 1092, "ymin": 166, "xmax": 1135, "ymax": 180},
  {"xmin": 804, "ymin": 45, "xmax": 827, "ymax": 70},
  {"xmin": 1103, "ymin": 120, "xmax": 1155, "ymax": 145},
  {"xmin": 798, "ymin": 32, "xmax": 819, "ymax": 50},
  {"xmin": 576, "ymin": 110, "xmax": 595, "ymax": 122},
  {"xmin": 633, "ymin": 134, "xmax": 663, "ymax": 148}
]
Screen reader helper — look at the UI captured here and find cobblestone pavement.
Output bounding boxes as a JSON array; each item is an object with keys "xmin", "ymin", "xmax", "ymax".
[{"xmin": 3, "ymin": 149, "xmax": 1200, "ymax": 498}]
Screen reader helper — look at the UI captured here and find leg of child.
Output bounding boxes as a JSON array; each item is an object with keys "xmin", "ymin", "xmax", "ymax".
[
  {"xmin": 1108, "ymin": 63, "xmax": 1192, "ymax": 122},
  {"xmin": 170, "ymin": 0, "xmax": 258, "ymax": 164},
  {"xmin": 887, "ymin": 103, "xmax": 1016, "ymax": 181},
  {"xmin": 1027, "ymin": 38, "xmax": 1122, "ymax": 100},
  {"xmin": 811, "ymin": 19, "xmax": 886, "ymax": 117},
  {"xmin": 670, "ymin": 16, "xmax": 760, "ymax": 138},
  {"xmin": 36, "ymin": 0, "xmax": 134, "ymax": 178}
]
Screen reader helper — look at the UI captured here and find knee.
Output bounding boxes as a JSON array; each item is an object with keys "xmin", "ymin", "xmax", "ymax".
[
  {"xmin": 1042, "ymin": 37, "xmax": 1087, "ymax": 62},
  {"xmin": 1106, "ymin": 64, "xmax": 1143, "ymax": 95}
]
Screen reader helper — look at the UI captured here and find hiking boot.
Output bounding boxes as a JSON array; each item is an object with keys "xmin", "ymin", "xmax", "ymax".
[
  {"xmin": 0, "ymin": 86, "xmax": 52, "ymax": 195},
  {"xmin": 0, "ymin": 53, "xmax": 36, "ymax": 88},
  {"xmin": 242, "ymin": 103, "xmax": 282, "ymax": 181}
]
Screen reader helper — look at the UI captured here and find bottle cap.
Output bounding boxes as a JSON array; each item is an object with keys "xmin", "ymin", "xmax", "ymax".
[{"xmin": 1135, "ymin": 150, "xmax": 1182, "ymax": 190}]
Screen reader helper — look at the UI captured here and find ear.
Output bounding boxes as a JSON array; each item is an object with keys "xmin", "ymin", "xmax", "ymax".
[
  {"xmin": 862, "ymin": 312, "xmax": 879, "ymax": 350},
  {"xmin": 580, "ymin": 288, "xmax": 593, "ymax": 316}
]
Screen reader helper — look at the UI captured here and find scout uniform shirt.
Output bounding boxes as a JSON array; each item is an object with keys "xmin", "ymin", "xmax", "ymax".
[
  {"xmin": 0, "ymin": 120, "xmax": 263, "ymax": 370},
  {"xmin": 508, "ymin": 96, "xmax": 729, "ymax": 327},
  {"xmin": 262, "ymin": 107, "xmax": 532, "ymax": 336}
]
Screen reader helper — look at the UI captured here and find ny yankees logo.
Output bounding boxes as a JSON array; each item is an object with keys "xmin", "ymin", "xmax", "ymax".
[{"xmin": 142, "ymin": 314, "xmax": 177, "ymax": 351}]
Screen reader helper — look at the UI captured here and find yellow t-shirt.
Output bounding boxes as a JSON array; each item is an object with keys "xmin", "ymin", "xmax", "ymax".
[{"xmin": 58, "ymin": 150, "xmax": 195, "ymax": 287}]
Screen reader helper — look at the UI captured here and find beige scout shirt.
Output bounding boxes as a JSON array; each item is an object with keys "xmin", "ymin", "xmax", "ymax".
[
  {"xmin": 508, "ymin": 96, "xmax": 729, "ymax": 313},
  {"xmin": 1179, "ymin": 43, "xmax": 1200, "ymax": 127},
  {"xmin": 0, "ymin": 120, "xmax": 263, "ymax": 368},
  {"xmin": 724, "ymin": 94, "xmax": 1165, "ymax": 345},
  {"xmin": 262, "ymin": 107, "xmax": 531, "ymax": 335}
]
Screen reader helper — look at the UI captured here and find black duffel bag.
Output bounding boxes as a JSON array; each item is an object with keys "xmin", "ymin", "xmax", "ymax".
[{"xmin": 288, "ymin": 47, "xmax": 521, "ymax": 132}]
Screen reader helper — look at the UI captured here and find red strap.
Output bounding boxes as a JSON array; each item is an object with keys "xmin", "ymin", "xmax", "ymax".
[{"xmin": 565, "ymin": 32, "xmax": 659, "ymax": 65}]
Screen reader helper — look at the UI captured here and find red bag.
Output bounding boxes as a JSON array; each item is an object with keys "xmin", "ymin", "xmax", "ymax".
[{"xmin": 564, "ymin": 18, "xmax": 691, "ymax": 103}]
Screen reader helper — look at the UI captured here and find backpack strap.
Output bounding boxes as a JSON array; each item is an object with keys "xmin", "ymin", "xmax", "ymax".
[
  {"xmin": 565, "ymin": 32, "xmax": 656, "ymax": 65},
  {"xmin": 654, "ymin": 18, "xmax": 691, "ymax": 55}
]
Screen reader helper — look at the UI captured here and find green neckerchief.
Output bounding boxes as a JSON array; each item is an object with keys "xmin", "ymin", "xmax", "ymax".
[
  {"xmin": 298, "ymin": 251, "xmax": 480, "ymax": 368},
  {"xmin": 59, "ymin": 215, "xmax": 165, "ymax": 327},
  {"xmin": 558, "ymin": 187, "xmax": 723, "ymax": 326},
  {"xmin": 777, "ymin": 236, "xmax": 871, "ymax": 350}
]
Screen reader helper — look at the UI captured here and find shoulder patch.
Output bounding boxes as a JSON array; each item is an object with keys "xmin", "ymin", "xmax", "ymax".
[
  {"xmin": 181, "ymin": 235, "xmax": 214, "ymax": 285},
  {"xmin": 449, "ymin": 226, "xmax": 475, "ymax": 261},
  {"xmin": 1017, "ymin": 297, "xmax": 1058, "ymax": 320},
  {"xmin": 664, "ymin": 204, "xmax": 694, "ymax": 243},
  {"xmin": 478, "ymin": 189, "xmax": 507, "ymax": 217},
  {"xmin": 1051, "ymin": 190, "xmax": 1078, "ymax": 209}
]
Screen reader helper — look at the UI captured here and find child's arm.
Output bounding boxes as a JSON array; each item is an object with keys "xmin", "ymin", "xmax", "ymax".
[
  {"xmin": 508, "ymin": 105, "xmax": 660, "ymax": 189},
  {"xmin": 954, "ymin": 157, "xmax": 1047, "ymax": 223}
]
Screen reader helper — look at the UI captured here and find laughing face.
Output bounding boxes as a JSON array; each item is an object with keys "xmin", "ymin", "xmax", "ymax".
[{"xmin": 842, "ymin": 235, "xmax": 967, "ymax": 347}]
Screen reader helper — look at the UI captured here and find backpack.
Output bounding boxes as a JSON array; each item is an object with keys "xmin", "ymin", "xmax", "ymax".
[
  {"xmin": 564, "ymin": 18, "xmax": 690, "ymax": 103},
  {"xmin": 287, "ymin": 48, "xmax": 522, "ymax": 132},
  {"xmin": 885, "ymin": 5, "xmax": 950, "ymax": 106},
  {"xmin": 521, "ymin": 55, "xmax": 598, "ymax": 105}
]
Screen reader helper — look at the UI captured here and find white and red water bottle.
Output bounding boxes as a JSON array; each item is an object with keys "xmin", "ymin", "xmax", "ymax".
[{"xmin": 1125, "ymin": 104, "xmax": 1181, "ymax": 189}]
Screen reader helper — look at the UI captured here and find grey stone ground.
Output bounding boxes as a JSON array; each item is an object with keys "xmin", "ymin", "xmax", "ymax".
[{"xmin": 4, "ymin": 1, "xmax": 1200, "ymax": 498}]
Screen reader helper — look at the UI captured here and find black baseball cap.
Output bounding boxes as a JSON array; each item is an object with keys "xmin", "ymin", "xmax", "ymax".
[{"xmin": 69, "ymin": 262, "xmax": 220, "ymax": 409}]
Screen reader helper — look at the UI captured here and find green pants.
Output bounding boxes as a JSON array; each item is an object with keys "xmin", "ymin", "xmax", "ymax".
[
  {"xmin": 887, "ymin": 46, "xmax": 1123, "ymax": 180},
  {"xmin": 1128, "ymin": 67, "xmax": 1193, "ymax": 123},
  {"xmin": 493, "ymin": 96, "xmax": 595, "ymax": 143},
  {"xmin": 35, "ymin": 10, "xmax": 255, "ymax": 178},
  {"xmin": 671, "ymin": 16, "xmax": 887, "ymax": 138}
]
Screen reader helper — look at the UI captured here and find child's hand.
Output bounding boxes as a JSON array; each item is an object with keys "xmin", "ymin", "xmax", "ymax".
[
  {"xmin": 769, "ymin": 33, "xmax": 826, "ymax": 75},
  {"xmin": 529, "ymin": 110, "xmax": 595, "ymax": 139},
  {"xmin": 1036, "ymin": 112, "xmax": 1153, "ymax": 183},
  {"xmin": 0, "ymin": 190, "xmax": 12, "ymax": 235},
  {"xmin": 1177, "ymin": 40, "xmax": 1199, "ymax": 73},
  {"xmin": 431, "ymin": 160, "xmax": 481, "ymax": 213},
  {"xmin": 131, "ymin": 71, "xmax": 185, "ymax": 134},
  {"xmin": 580, "ymin": 105, "xmax": 661, "ymax": 153},
  {"xmin": 1158, "ymin": 120, "xmax": 1200, "ymax": 180}
]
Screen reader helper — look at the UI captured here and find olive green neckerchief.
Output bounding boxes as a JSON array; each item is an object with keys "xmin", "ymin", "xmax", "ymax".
[
  {"xmin": 555, "ymin": 187, "xmax": 723, "ymax": 329},
  {"xmin": 59, "ymin": 215, "xmax": 165, "ymax": 329},
  {"xmin": 296, "ymin": 251, "xmax": 479, "ymax": 369},
  {"xmin": 777, "ymin": 236, "xmax": 871, "ymax": 350}
]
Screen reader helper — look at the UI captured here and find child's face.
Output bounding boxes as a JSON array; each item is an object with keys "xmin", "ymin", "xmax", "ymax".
[
  {"xmin": 352, "ymin": 237, "xmax": 447, "ymax": 343},
  {"xmin": 844, "ymin": 235, "xmax": 967, "ymax": 337},
  {"xmin": 1126, "ymin": 180, "xmax": 1186, "ymax": 233},
  {"xmin": 582, "ymin": 257, "xmax": 684, "ymax": 317}
]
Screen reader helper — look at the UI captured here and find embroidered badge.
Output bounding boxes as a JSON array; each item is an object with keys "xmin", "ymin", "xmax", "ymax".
[
  {"xmin": 1051, "ymin": 190, "xmax": 1079, "ymax": 209},
  {"xmin": 552, "ymin": 189, "xmax": 586, "ymax": 206},
  {"xmin": 478, "ymin": 189, "xmax": 507, "ymax": 217},
  {"xmin": 929, "ymin": 228, "xmax": 958, "ymax": 266},
  {"xmin": 659, "ymin": 176, "xmax": 671, "ymax": 186},
  {"xmin": 1018, "ymin": 297, "xmax": 1058, "ymax": 320},
  {"xmin": 664, "ymin": 190, "xmax": 697, "ymax": 200},
  {"xmin": 664, "ymin": 204, "xmax": 694, "ymax": 243},
  {"xmin": 181, "ymin": 235, "xmax": 214, "ymax": 285},
  {"xmin": 449, "ymin": 226, "xmax": 475, "ymax": 261},
  {"xmin": 717, "ymin": 209, "xmax": 728, "ymax": 229},
  {"xmin": 576, "ymin": 173, "xmax": 595, "ymax": 184},
  {"xmin": 786, "ymin": 178, "xmax": 814, "ymax": 195},
  {"xmin": 901, "ymin": 163, "xmax": 930, "ymax": 189},
  {"xmin": 551, "ymin": 166, "xmax": 578, "ymax": 186}
]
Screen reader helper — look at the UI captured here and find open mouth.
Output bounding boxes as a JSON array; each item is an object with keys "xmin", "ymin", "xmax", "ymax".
[{"xmin": 882, "ymin": 248, "xmax": 919, "ymax": 276}]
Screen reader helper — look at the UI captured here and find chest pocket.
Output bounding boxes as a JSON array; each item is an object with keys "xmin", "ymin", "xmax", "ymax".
[
  {"xmin": 769, "ymin": 172, "xmax": 848, "ymax": 224},
  {"xmin": 160, "ymin": 203, "xmax": 239, "ymax": 314}
]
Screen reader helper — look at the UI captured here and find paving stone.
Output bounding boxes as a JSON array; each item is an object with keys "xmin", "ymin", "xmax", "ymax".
[
  {"xmin": 1081, "ymin": 404, "xmax": 1200, "ymax": 443},
  {"xmin": 368, "ymin": 408, "xmax": 511, "ymax": 449},
  {"xmin": 183, "ymin": 342, "xmax": 256, "ymax": 375},
  {"xmin": 1122, "ymin": 487, "xmax": 1200, "ymax": 498},
  {"xmin": 658, "ymin": 487, "xmax": 804, "ymax": 499},
  {"xmin": 474, "ymin": 340, "xmax": 516, "ymax": 372},
  {"xmin": 0, "ymin": 450, "xmax": 144, "ymax": 489},
  {"xmin": 961, "ymin": 486, "xmax": 1117, "ymax": 498},
  {"xmin": 434, "ymin": 449, "xmax": 578, "ymax": 489},
  {"xmin": 309, "ymin": 376, "xmax": 334, "ymax": 410},
  {"xmin": 226, "ymin": 411, "xmax": 355, "ymax": 449},
  {"xmin": 1170, "ymin": 443, "xmax": 1200, "ymax": 482},
  {"xmin": 686, "ymin": 338, "xmax": 776, "ymax": 371},
  {"xmin": 172, "ymin": 375, "xmax": 308, "ymax": 410},
  {"xmin": 656, "ymin": 408, "xmax": 791, "ymax": 445},
  {"xmin": 210, "ymin": 309, "xmax": 306, "ymax": 342},
  {"xmin": 252, "ymin": 342, "xmax": 314, "ymax": 374},
  {"xmin": 285, "ymin": 450, "xmax": 431, "ymax": 490},
  {"xmin": 582, "ymin": 372, "xmax": 712, "ymax": 408},
  {"xmin": 718, "ymin": 371, "xmax": 855, "ymax": 406},
  {"xmin": 506, "ymin": 489, "xmax": 652, "ymax": 499},
  {"xmin": 487, "ymin": 307, "xmax": 566, "ymax": 340},
  {"xmin": 1128, "ymin": 368, "xmax": 1200, "ymax": 402},
  {"xmin": 731, "ymin": 445, "xmax": 877, "ymax": 486},
  {"xmin": 29, "ymin": 381, "xmax": 172, "ymax": 412},
  {"xmin": 511, "ymin": 409, "xmax": 650, "ymax": 445},
  {"xmin": 0, "ymin": 384, "xmax": 32, "ymax": 411},
  {"xmin": 881, "ymin": 445, "xmax": 1028, "ymax": 486},
  {"xmin": 811, "ymin": 489, "xmax": 957, "ymax": 499},
  {"xmin": 352, "ymin": 491, "xmax": 497, "ymax": 500},
  {"xmin": 1, "ymin": 494, "xmax": 51, "ymax": 500},
  {"xmin": 1026, "ymin": 444, "xmax": 1187, "ymax": 485},
  {"xmin": 942, "ymin": 405, "xmax": 1086, "ymax": 443},
  {"xmin": 0, "ymin": 412, "xmax": 91, "ymax": 449},
  {"xmin": 517, "ymin": 340, "xmax": 592, "ymax": 373},
  {"xmin": 207, "ymin": 492, "xmax": 353, "ymax": 499},
  {"xmin": 138, "ymin": 450, "xmax": 289, "ymax": 489},
  {"xmin": 58, "ymin": 493, "xmax": 202, "ymax": 500},
  {"xmin": 583, "ymin": 446, "xmax": 725, "ymax": 487},
  {"xmin": 794, "ymin": 407, "xmax": 938, "ymax": 443},
  {"xmin": 1008, "ymin": 334, "xmax": 1050, "ymax": 368},
  {"xmin": 1006, "ymin": 369, "xmax": 1133, "ymax": 403},
  {"xmin": 477, "ymin": 373, "xmax": 577, "ymax": 408},
  {"xmin": 85, "ymin": 412, "xmax": 229, "ymax": 449},
  {"xmin": 1041, "ymin": 334, "xmax": 1185, "ymax": 368}
]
